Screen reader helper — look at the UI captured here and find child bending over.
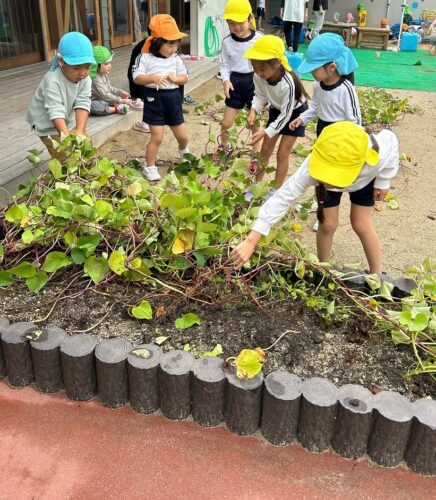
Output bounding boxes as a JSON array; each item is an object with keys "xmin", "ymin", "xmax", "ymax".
[{"xmin": 231, "ymin": 122, "xmax": 399, "ymax": 274}]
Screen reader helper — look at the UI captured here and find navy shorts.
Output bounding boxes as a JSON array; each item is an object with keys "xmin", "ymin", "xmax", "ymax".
[
  {"xmin": 267, "ymin": 102, "xmax": 308, "ymax": 137},
  {"xmin": 225, "ymin": 72, "xmax": 254, "ymax": 110},
  {"xmin": 323, "ymin": 179, "xmax": 376, "ymax": 208},
  {"xmin": 257, "ymin": 7, "xmax": 266, "ymax": 18},
  {"xmin": 143, "ymin": 87, "xmax": 184, "ymax": 126}
]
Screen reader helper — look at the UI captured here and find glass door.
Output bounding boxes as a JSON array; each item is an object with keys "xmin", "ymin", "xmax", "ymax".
[
  {"xmin": 43, "ymin": 0, "xmax": 101, "ymax": 58},
  {"xmin": 0, "ymin": 0, "xmax": 44, "ymax": 70},
  {"xmin": 109, "ymin": 0, "xmax": 134, "ymax": 47}
]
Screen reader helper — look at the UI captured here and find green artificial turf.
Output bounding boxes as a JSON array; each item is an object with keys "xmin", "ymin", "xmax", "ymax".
[{"xmin": 295, "ymin": 45, "xmax": 436, "ymax": 92}]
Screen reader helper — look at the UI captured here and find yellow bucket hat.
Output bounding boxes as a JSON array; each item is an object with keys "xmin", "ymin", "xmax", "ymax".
[
  {"xmin": 223, "ymin": 0, "xmax": 256, "ymax": 29},
  {"xmin": 309, "ymin": 122, "xmax": 380, "ymax": 188},
  {"xmin": 244, "ymin": 35, "xmax": 291, "ymax": 71}
]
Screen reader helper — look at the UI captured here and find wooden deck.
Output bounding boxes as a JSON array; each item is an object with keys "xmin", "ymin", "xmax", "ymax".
[{"xmin": 0, "ymin": 45, "xmax": 218, "ymax": 205}]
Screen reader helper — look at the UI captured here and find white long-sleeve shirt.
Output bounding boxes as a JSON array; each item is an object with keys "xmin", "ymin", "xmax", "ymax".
[
  {"xmin": 299, "ymin": 77, "xmax": 361, "ymax": 126},
  {"xmin": 281, "ymin": 0, "xmax": 308, "ymax": 22},
  {"xmin": 251, "ymin": 72, "xmax": 306, "ymax": 137},
  {"xmin": 220, "ymin": 31, "xmax": 263, "ymax": 82},
  {"xmin": 132, "ymin": 52, "xmax": 188, "ymax": 89},
  {"xmin": 252, "ymin": 129, "xmax": 399, "ymax": 235}
]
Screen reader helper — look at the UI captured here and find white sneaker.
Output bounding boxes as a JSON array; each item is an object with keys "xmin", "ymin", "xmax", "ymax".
[
  {"xmin": 312, "ymin": 220, "xmax": 319, "ymax": 232},
  {"xmin": 143, "ymin": 165, "xmax": 161, "ymax": 181},
  {"xmin": 179, "ymin": 147, "xmax": 190, "ymax": 160}
]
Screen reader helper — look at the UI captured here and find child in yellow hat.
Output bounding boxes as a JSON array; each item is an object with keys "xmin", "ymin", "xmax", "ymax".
[
  {"xmin": 132, "ymin": 14, "xmax": 189, "ymax": 181},
  {"xmin": 231, "ymin": 122, "xmax": 400, "ymax": 274},
  {"xmin": 218, "ymin": 0, "xmax": 263, "ymax": 163},
  {"xmin": 244, "ymin": 35, "xmax": 309, "ymax": 199}
]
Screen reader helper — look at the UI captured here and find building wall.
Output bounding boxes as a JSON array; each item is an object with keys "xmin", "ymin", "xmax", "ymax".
[
  {"xmin": 190, "ymin": 0, "xmax": 229, "ymax": 57},
  {"xmin": 100, "ymin": 0, "xmax": 111, "ymax": 47}
]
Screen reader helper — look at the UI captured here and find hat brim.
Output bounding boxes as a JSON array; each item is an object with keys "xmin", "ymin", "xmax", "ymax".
[
  {"xmin": 223, "ymin": 13, "xmax": 251, "ymax": 22},
  {"xmin": 308, "ymin": 152, "xmax": 361, "ymax": 188},
  {"xmin": 164, "ymin": 32, "xmax": 188, "ymax": 41},
  {"xmin": 63, "ymin": 55, "xmax": 97, "ymax": 65},
  {"xmin": 244, "ymin": 47, "xmax": 270, "ymax": 60},
  {"xmin": 297, "ymin": 60, "xmax": 322, "ymax": 74}
]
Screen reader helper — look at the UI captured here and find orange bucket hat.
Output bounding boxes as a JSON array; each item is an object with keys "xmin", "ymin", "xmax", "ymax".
[{"xmin": 142, "ymin": 14, "xmax": 188, "ymax": 53}]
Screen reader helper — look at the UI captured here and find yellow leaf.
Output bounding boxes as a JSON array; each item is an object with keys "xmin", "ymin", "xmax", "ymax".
[
  {"xmin": 384, "ymin": 191, "xmax": 395, "ymax": 201},
  {"xmin": 172, "ymin": 237, "xmax": 186, "ymax": 255},
  {"xmin": 255, "ymin": 347, "xmax": 266, "ymax": 363},
  {"xmin": 20, "ymin": 216, "xmax": 30, "ymax": 228},
  {"xmin": 291, "ymin": 222, "xmax": 302, "ymax": 233},
  {"xmin": 126, "ymin": 181, "xmax": 142, "ymax": 197}
]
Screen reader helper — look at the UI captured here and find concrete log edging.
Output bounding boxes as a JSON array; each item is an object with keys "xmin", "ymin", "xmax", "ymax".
[{"xmin": 0, "ymin": 317, "xmax": 435, "ymax": 476}]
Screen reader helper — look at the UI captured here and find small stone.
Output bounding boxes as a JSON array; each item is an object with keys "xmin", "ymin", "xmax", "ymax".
[{"xmin": 311, "ymin": 332, "xmax": 325, "ymax": 344}]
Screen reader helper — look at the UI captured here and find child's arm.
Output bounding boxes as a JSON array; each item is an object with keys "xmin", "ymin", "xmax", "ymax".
[
  {"xmin": 265, "ymin": 81, "xmax": 296, "ymax": 137},
  {"xmin": 92, "ymin": 75, "xmax": 123, "ymax": 103},
  {"xmin": 220, "ymin": 41, "xmax": 233, "ymax": 98},
  {"xmin": 248, "ymin": 79, "xmax": 268, "ymax": 143},
  {"xmin": 290, "ymin": 84, "xmax": 319, "ymax": 130},
  {"xmin": 373, "ymin": 131, "xmax": 399, "ymax": 200},
  {"xmin": 341, "ymin": 83, "xmax": 362, "ymax": 125},
  {"xmin": 168, "ymin": 56, "xmax": 189, "ymax": 85},
  {"xmin": 231, "ymin": 158, "xmax": 314, "ymax": 268}
]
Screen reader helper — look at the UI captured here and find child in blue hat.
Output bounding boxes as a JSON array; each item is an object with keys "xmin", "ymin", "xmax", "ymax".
[
  {"xmin": 289, "ymin": 33, "xmax": 361, "ymax": 137},
  {"xmin": 26, "ymin": 32, "xmax": 96, "ymax": 159},
  {"xmin": 289, "ymin": 33, "xmax": 362, "ymax": 230}
]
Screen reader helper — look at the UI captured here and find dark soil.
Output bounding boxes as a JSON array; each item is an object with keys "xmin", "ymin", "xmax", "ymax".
[{"xmin": 0, "ymin": 276, "xmax": 433, "ymax": 401}]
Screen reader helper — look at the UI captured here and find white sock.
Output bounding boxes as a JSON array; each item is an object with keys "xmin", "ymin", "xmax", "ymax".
[{"xmin": 179, "ymin": 147, "xmax": 190, "ymax": 155}]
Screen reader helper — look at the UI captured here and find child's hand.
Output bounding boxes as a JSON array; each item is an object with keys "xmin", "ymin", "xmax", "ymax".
[
  {"xmin": 223, "ymin": 80, "xmax": 234, "ymax": 99},
  {"xmin": 120, "ymin": 98, "xmax": 132, "ymax": 104},
  {"xmin": 247, "ymin": 110, "xmax": 257, "ymax": 128},
  {"xmin": 120, "ymin": 90, "xmax": 130, "ymax": 98},
  {"xmin": 250, "ymin": 128, "xmax": 266, "ymax": 146},
  {"xmin": 167, "ymin": 73, "xmax": 178, "ymax": 83},
  {"xmin": 289, "ymin": 117, "xmax": 303, "ymax": 130},
  {"xmin": 373, "ymin": 187, "xmax": 389, "ymax": 201},
  {"xmin": 231, "ymin": 232, "xmax": 262, "ymax": 270},
  {"xmin": 154, "ymin": 74, "xmax": 169, "ymax": 89}
]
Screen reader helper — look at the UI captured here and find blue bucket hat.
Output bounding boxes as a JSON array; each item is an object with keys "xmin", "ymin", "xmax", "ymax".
[
  {"xmin": 58, "ymin": 32, "xmax": 96, "ymax": 65},
  {"xmin": 298, "ymin": 33, "xmax": 358, "ymax": 75}
]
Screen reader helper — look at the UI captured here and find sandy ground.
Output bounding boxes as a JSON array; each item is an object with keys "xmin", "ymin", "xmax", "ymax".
[{"xmin": 98, "ymin": 78, "xmax": 436, "ymax": 276}]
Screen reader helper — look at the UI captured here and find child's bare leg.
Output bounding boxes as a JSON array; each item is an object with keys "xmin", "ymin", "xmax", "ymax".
[
  {"xmin": 146, "ymin": 125, "xmax": 164, "ymax": 165},
  {"xmin": 256, "ymin": 134, "xmax": 279, "ymax": 182},
  {"xmin": 220, "ymin": 107, "xmax": 240, "ymax": 146},
  {"xmin": 169, "ymin": 123, "xmax": 189, "ymax": 150},
  {"xmin": 316, "ymin": 206, "xmax": 340, "ymax": 262},
  {"xmin": 274, "ymin": 135, "xmax": 297, "ymax": 187},
  {"xmin": 350, "ymin": 204, "xmax": 382, "ymax": 273}
]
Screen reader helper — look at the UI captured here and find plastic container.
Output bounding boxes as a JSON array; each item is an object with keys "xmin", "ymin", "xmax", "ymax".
[
  {"xmin": 400, "ymin": 32, "xmax": 419, "ymax": 52},
  {"xmin": 286, "ymin": 51, "xmax": 304, "ymax": 73}
]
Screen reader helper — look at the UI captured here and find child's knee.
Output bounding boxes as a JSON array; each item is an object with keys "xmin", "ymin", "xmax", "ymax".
[
  {"xmin": 351, "ymin": 218, "xmax": 372, "ymax": 235},
  {"xmin": 319, "ymin": 219, "xmax": 338, "ymax": 234}
]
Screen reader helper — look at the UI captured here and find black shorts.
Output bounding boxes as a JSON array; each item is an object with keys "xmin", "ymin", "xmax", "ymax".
[
  {"xmin": 143, "ymin": 87, "xmax": 184, "ymax": 126},
  {"xmin": 225, "ymin": 72, "xmax": 254, "ymax": 110},
  {"xmin": 267, "ymin": 102, "xmax": 308, "ymax": 137},
  {"xmin": 316, "ymin": 119, "xmax": 334, "ymax": 137},
  {"xmin": 257, "ymin": 7, "xmax": 266, "ymax": 19},
  {"xmin": 323, "ymin": 179, "xmax": 376, "ymax": 208}
]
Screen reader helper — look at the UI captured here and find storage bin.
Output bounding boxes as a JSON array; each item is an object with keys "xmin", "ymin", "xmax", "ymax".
[
  {"xmin": 400, "ymin": 32, "xmax": 419, "ymax": 51},
  {"xmin": 286, "ymin": 51, "xmax": 304, "ymax": 73}
]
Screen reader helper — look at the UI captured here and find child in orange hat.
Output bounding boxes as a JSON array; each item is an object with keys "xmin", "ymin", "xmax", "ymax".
[{"xmin": 132, "ymin": 14, "xmax": 190, "ymax": 181}]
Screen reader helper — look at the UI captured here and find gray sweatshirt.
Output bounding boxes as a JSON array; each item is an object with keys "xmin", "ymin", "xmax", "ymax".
[
  {"xmin": 91, "ymin": 73, "xmax": 123, "ymax": 103},
  {"xmin": 26, "ymin": 67, "xmax": 91, "ymax": 137}
]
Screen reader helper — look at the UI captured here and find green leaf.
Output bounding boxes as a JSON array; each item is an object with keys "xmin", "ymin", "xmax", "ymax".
[
  {"xmin": 108, "ymin": 250, "xmax": 127, "ymax": 275},
  {"xmin": 131, "ymin": 300, "xmax": 153, "ymax": 319},
  {"xmin": 0, "ymin": 271, "xmax": 13, "ymax": 287},
  {"xmin": 26, "ymin": 271, "xmax": 48, "ymax": 293},
  {"xmin": 41, "ymin": 251, "xmax": 72, "ymax": 273},
  {"xmin": 175, "ymin": 207, "xmax": 198, "ymax": 220},
  {"xmin": 197, "ymin": 222, "xmax": 218, "ymax": 233},
  {"xmin": 131, "ymin": 348, "xmax": 151, "ymax": 358},
  {"xmin": 234, "ymin": 349, "xmax": 264, "ymax": 379},
  {"xmin": 175, "ymin": 313, "xmax": 201, "ymax": 329},
  {"xmin": 21, "ymin": 229, "xmax": 34, "ymax": 244},
  {"xmin": 251, "ymin": 182, "xmax": 269, "ymax": 199},
  {"xmin": 204, "ymin": 164, "xmax": 220, "ymax": 178},
  {"xmin": 159, "ymin": 194, "xmax": 185, "ymax": 209},
  {"xmin": 71, "ymin": 248, "xmax": 86, "ymax": 264},
  {"xmin": 193, "ymin": 251, "xmax": 206, "ymax": 268},
  {"xmin": 326, "ymin": 300, "xmax": 335, "ymax": 315},
  {"xmin": 76, "ymin": 234, "xmax": 101, "ymax": 256},
  {"xmin": 183, "ymin": 343, "xmax": 192, "ymax": 351},
  {"xmin": 5, "ymin": 203, "xmax": 29, "ymax": 223},
  {"xmin": 391, "ymin": 329, "xmax": 411, "ymax": 345},
  {"xmin": 10, "ymin": 261, "xmax": 36, "ymax": 278},
  {"xmin": 46, "ymin": 202, "xmax": 74, "ymax": 219},
  {"xmin": 48, "ymin": 158, "xmax": 63, "ymax": 179},
  {"xmin": 387, "ymin": 199, "xmax": 399, "ymax": 210},
  {"xmin": 84, "ymin": 256, "xmax": 109, "ymax": 284},
  {"xmin": 95, "ymin": 200, "xmax": 113, "ymax": 219},
  {"xmin": 81, "ymin": 194, "xmax": 94, "ymax": 206},
  {"xmin": 199, "ymin": 344, "xmax": 223, "ymax": 358}
]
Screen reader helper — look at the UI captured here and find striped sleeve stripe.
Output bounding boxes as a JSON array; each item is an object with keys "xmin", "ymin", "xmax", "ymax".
[
  {"xmin": 273, "ymin": 73, "xmax": 295, "ymax": 132},
  {"xmin": 343, "ymin": 80, "xmax": 361, "ymax": 125}
]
